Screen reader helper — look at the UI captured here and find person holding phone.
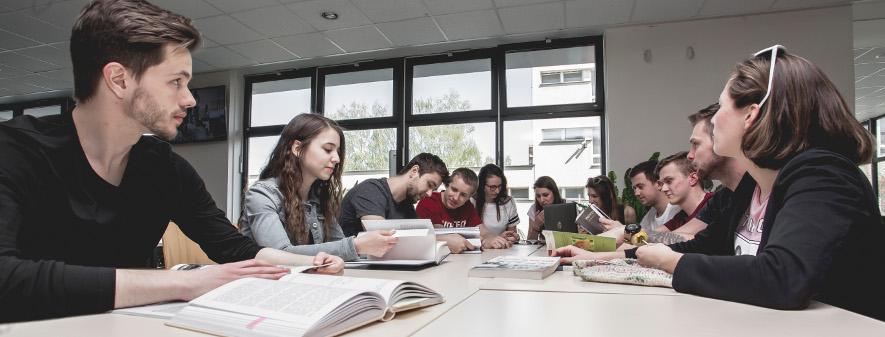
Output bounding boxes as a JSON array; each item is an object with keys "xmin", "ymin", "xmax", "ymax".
[
  {"xmin": 585, "ymin": 175, "xmax": 636, "ymax": 229},
  {"xmin": 526, "ymin": 176, "xmax": 564, "ymax": 240}
]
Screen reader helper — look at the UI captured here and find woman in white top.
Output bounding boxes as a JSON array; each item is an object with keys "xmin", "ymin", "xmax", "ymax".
[{"xmin": 474, "ymin": 164, "xmax": 519, "ymax": 242}]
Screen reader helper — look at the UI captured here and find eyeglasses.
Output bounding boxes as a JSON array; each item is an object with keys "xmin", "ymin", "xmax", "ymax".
[
  {"xmin": 753, "ymin": 44, "xmax": 786, "ymax": 108},
  {"xmin": 485, "ymin": 184, "xmax": 501, "ymax": 190}
]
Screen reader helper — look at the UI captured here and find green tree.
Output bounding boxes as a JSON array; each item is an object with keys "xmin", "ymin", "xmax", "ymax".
[{"xmin": 336, "ymin": 90, "xmax": 490, "ymax": 171}]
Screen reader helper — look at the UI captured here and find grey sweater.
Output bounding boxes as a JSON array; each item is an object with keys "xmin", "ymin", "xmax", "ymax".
[{"xmin": 239, "ymin": 178, "xmax": 358, "ymax": 261}]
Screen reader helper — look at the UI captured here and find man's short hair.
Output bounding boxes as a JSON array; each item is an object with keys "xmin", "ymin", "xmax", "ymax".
[
  {"xmin": 655, "ymin": 151, "xmax": 694, "ymax": 177},
  {"xmin": 399, "ymin": 153, "xmax": 449, "ymax": 182},
  {"xmin": 70, "ymin": 0, "xmax": 201, "ymax": 103},
  {"xmin": 447, "ymin": 168, "xmax": 478, "ymax": 190},
  {"xmin": 687, "ymin": 103, "xmax": 720, "ymax": 137},
  {"xmin": 629, "ymin": 160, "xmax": 659, "ymax": 183}
]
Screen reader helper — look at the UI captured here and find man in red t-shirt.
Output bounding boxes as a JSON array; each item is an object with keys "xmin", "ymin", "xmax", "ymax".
[{"xmin": 417, "ymin": 168, "xmax": 512, "ymax": 253}]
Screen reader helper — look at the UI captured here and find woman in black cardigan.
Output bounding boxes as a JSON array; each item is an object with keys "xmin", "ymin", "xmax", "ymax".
[{"xmin": 555, "ymin": 46, "xmax": 884, "ymax": 321}]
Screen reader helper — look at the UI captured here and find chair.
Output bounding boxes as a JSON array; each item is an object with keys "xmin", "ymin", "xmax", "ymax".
[{"xmin": 161, "ymin": 222, "xmax": 216, "ymax": 268}]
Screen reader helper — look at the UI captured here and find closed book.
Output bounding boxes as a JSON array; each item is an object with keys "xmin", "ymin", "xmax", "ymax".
[{"xmin": 468, "ymin": 256, "xmax": 560, "ymax": 280}]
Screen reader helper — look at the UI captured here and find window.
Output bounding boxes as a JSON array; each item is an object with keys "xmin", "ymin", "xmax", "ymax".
[
  {"xmin": 506, "ymin": 45, "xmax": 597, "ymax": 108},
  {"xmin": 541, "ymin": 127, "xmax": 592, "ymax": 142},
  {"xmin": 408, "ymin": 122, "xmax": 495, "ymax": 170},
  {"xmin": 24, "ymin": 105, "xmax": 61, "ymax": 117},
  {"xmin": 0, "ymin": 110, "xmax": 11, "ymax": 122},
  {"xmin": 412, "ymin": 59, "xmax": 491, "ymax": 114},
  {"xmin": 564, "ymin": 187, "xmax": 584, "ymax": 200},
  {"xmin": 323, "ymin": 68, "xmax": 393, "ymax": 120},
  {"xmin": 250, "ymin": 77, "xmax": 311, "ymax": 127},
  {"xmin": 342, "ymin": 128, "xmax": 396, "ymax": 190},
  {"xmin": 510, "ymin": 188, "xmax": 530, "ymax": 200},
  {"xmin": 246, "ymin": 135, "xmax": 280, "ymax": 187}
]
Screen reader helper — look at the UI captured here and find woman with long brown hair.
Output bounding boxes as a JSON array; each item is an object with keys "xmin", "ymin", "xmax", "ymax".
[
  {"xmin": 584, "ymin": 175, "xmax": 636, "ymax": 226},
  {"xmin": 555, "ymin": 46, "xmax": 884, "ymax": 321},
  {"xmin": 526, "ymin": 176, "xmax": 565, "ymax": 240},
  {"xmin": 240, "ymin": 114, "xmax": 397, "ymax": 261}
]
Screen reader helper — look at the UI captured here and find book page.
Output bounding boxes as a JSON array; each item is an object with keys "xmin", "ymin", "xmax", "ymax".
[
  {"xmin": 190, "ymin": 278, "xmax": 367, "ymax": 326},
  {"xmin": 281, "ymin": 274, "xmax": 402, "ymax": 304}
]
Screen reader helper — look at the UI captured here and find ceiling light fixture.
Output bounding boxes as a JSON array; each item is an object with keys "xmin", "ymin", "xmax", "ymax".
[{"xmin": 321, "ymin": 11, "xmax": 339, "ymax": 20}]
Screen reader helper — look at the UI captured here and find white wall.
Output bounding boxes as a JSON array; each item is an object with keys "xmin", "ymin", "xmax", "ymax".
[
  {"xmin": 604, "ymin": 6, "xmax": 853, "ymax": 178},
  {"xmin": 172, "ymin": 69, "xmax": 244, "ymax": 221}
]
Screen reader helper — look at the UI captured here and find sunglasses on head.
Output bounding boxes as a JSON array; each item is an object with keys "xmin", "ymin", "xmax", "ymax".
[{"xmin": 753, "ymin": 44, "xmax": 786, "ymax": 109}]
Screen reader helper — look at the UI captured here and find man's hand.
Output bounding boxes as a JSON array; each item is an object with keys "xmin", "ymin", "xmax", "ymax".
[
  {"xmin": 354, "ymin": 229, "xmax": 398, "ymax": 257},
  {"xmin": 599, "ymin": 218, "xmax": 623, "ymax": 232},
  {"xmin": 181, "ymin": 259, "xmax": 290, "ymax": 300},
  {"xmin": 311, "ymin": 252, "xmax": 344, "ymax": 275},
  {"xmin": 550, "ymin": 245, "xmax": 626, "ymax": 264},
  {"xmin": 482, "ymin": 236, "xmax": 512, "ymax": 249},
  {"xmin": 439, "ymin": 233, "xmax": 475, "ymax": 254},
  {"xmin": 635, "ymin": 243, "xmax": 682, "ymax": 273}
]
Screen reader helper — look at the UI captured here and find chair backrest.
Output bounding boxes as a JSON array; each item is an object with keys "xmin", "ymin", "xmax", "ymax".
[{"xmin": 161, "ymin": 222, "xmax": 216, "ymax": 268}]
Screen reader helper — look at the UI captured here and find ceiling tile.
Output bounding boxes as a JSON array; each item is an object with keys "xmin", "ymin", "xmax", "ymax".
[
  {"xmin": 855, "ymin": 62, "xmax": 885, "ymax": 77},
  {"xmin": 631, "ymin": 0, "xmax": 705, "ymax": 23},
  {"xmin": 324, "ymin": 26, "xmax": 391, "ymax": 53},
  {"xmin": 19, "ymin": 74, "xmax": 70, "ymax": 90},
  {"xmin": 16, "ymin": 44, "xmax": 70, "ymax": 67},
  {"xmin": 23, "ymin": 0, "xmax": 90, "ymax": 31},
  {"xmin": 565, "ymin": 0, "xmax": 633, "ymax": 28},
  {"xmin": 377, "ymin": 17, "xmax": 445, "ymax": 46},
  {"xmin": 857, "ymin": 74, "xmax": 885, "ymax": 88},
  {"xmin": 204, "ymin": 0, "xmax": 279, "ymax": 13},
  {"xmin": 148, "ymin": 0, "xmax": 222, "ymax": 19},
  {"xmin": 698, "ymin": 0, "xmax": 775, "ymax": 17},
  {"xmin": 425, "ymin": 0, "xmax": 494, "ymax": 15},
  {"xmin": 192, "ymin": 59, "xmax": 217, "ymax": 73},
  {"xmin": 494, "ymin": 0, "xmax": 556, "ymax": 7},
  {"xmin": 38, "ymin": 68, "xmax": 74, "ymax": 83},
  {"xmin": 0, "ymin": 51, "xmax": 58, "ymax": 72},
  {"xmin": 351, "ymin": 0, "xmax": 428, "ymax": 23},
  {"xmin": 0, "ymin": 29, "xmax": 39, "ymax": 50},
  {"xmin": 272, "ymin": 33, "xmax": 343, "ymax": 58},
  {"xmin": 857, "ymin": 87, "xmax": 885, "ymax": 98},
  {"xmin": 772, "ymin": 0, "xmax": 849, "ymax": 10},
  {"xmin": 232, "ymin": 5, "xmax": 315, "ymax": 37},
  {"xmin": 287, "ymin": 0, "xmax": 372, "ymax": 31},
  {"xmin": 0, "ymin": 63, "xmax": 29, "ymax": 79},
  {"xmin": 853, "ymin": 1, "xmax": 885, "ymax": 21},
  {"xmin": 193, "ymin": 46, "xmax": 255, "ymax": 69},
  {"xmin": 498, "ymin": 2, "xmax": 564, "ymax": 34},
  {"xmin": 1, "ymin": 0, "xmax": 55, "ymax": 10},
  {"xmin": 856, "ymin": 47, "xmax": 885, "ymax": 64},
  {"xmin": 0, "ymin": 12, "xmax": 67, "ymax": 44},
  {"xmin": 0, "ymin": 78, "xmax": 47, "ymax": 95},
  {"xmin": 227, "ymin": 40, "xmax": 298, "ymax": 64},
  {"xmin": 194, "ymin": 15, "xmax": 263, "ymax": 45},
  {"xmin": 435, "ymin": 10, "xmax": 504, "ymax": 41},
  {"xmin": 855, "ymin": 48, "xmax": 874, "ymax": 60}
]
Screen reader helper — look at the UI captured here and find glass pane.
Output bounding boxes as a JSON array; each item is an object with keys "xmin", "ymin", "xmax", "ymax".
[
  {"xmin": 0, "ymin": 110, "xmax": 12, "ymax": 122},
  {"xmin": 342, "ymin": 128, "xmax": 396, "ymax": 191},
  {"xmin": 503, "ymin": 116, "xmax": 602, "ymax": 235},
  {"xmin": 250, "ymin": 77, "xmax": 311, "ymax": 127},
  {"xmin": 879, "ymin": 163, "xmax": 885, "ymax": 214},
  {"xmin": 412, "ymin": 59, "xmax": 491, "ymax": 114},
  {"xmin": 878, "ymin": 118, "xmax": 885, "ymax": 158},
  {"xmin": 564, "ymin": 187, "xmax": 584, "ymax": 199},
  {"xmin": 324, "ymin": 69, "xmax": 393, "ymax": 120},
  {"xmin": 506, "ymin": 45, "xmax": 596, "ymax": 108},
  {"xmin": 24, "ymin": 105, "xmax": 60, "ymax": 117},
  {"xmin": 860, "ymin": 163, "xmax": 872, "ymax": 187},
  {"xmin": 564, "ymin": 127, "xmax": 587, "ymax": 140},
  {"xmin": 408, "ymin": 122, "xmax": 495, "ymax": 170},
  {"xmin": 247, "ymin": 135, "xmax": 280, "ymax": 187},
  {"xmin": 541, "ymin": 129, "xmax": 561, "ymax": 141}
]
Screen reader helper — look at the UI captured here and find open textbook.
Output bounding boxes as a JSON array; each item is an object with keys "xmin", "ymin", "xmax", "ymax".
[
  {"xmin": 347, "ymin": 219, "xmax": 451, "ymax": 266},
  {"xmin": 166, "ymin": 273, "xmax": 444, "ymax": 337}
]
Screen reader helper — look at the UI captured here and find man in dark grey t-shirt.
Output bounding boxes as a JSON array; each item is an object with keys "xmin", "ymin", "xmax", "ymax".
[{"xmin": 339, "ymin": 153, "xmax": 449, "ymax": 237}]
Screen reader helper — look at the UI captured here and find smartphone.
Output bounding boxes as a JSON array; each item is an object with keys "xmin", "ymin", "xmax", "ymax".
[{"xmin": 589, "ymin": 203, "xmax": 611, "ymax": 220}]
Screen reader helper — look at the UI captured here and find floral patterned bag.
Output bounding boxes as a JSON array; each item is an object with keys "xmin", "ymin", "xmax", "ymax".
[{"xmin": 572, "ymin": 258, "xmax": 672, "ymax": 288}]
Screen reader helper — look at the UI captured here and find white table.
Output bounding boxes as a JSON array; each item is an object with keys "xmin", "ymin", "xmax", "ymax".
[{"xmin": 4, "ymin": 244, "xmax": 884, "ymax": 337}]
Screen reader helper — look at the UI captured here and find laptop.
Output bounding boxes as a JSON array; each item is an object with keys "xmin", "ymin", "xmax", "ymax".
[{"xmin": 543, "ymin": 203, "xmax": 579, "ymax": 233}]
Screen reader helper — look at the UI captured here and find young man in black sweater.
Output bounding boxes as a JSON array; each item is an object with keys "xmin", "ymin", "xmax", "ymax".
[{"xmin": 0, "ymin": 0, "xmax": 343, "ymax": 323}]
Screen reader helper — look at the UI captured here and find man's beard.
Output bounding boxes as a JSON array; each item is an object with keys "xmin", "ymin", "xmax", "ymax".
[
  {"xmin": 127, "ymin": 88, "xmax": 178, "ymax": 140},
  {"xmin": 697, "ymin": 154, "xmax": 727, "ymax": 180},
  {"xmin": 405, "ymin": 182, "xmax": 423, "ymax": 203}
]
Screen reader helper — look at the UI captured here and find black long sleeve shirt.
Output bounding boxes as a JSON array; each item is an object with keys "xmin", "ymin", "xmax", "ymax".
[
  {"xmin": 666, "ymin": 149, "xmax": 884, "ymax": 321},
  {"xmin": 0, "ymin": 114, "xmax": 261, "ymax": 322}
]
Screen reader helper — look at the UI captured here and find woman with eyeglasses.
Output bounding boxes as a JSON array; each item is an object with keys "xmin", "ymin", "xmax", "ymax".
[
  {"xmin": 584, "ymin": 175, "xmax": 636, "ymax": 230},
  {"xmin": 554, "ymin": 46, "xmax": 884, "ymax": 321},
  {"xmin": 526, "ymin": 176, "xmax": 565, "ymax": 240},
  {"xmin": 474, "ymin": 164, "xmax": 520, "ymax": 242}
]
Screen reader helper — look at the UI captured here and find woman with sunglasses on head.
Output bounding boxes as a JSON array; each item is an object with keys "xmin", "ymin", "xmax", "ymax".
[
  {"xmin": 555, "ymin": 46, "xmax": 885, "ymax": 320},
  {"xmin": 526, "ymin": 176, "xmax": 565, "ymax": 240},
  {"xmin": 474, "ymin": 164, "xmax": 520, "ymax": 242},
  {"xmin": 584, "ymin": 175, "xmax": 636, "ymax": 231},
  {"xmin": 239, "ymin": 114, "xmax": 397, "ymax": 262}
]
